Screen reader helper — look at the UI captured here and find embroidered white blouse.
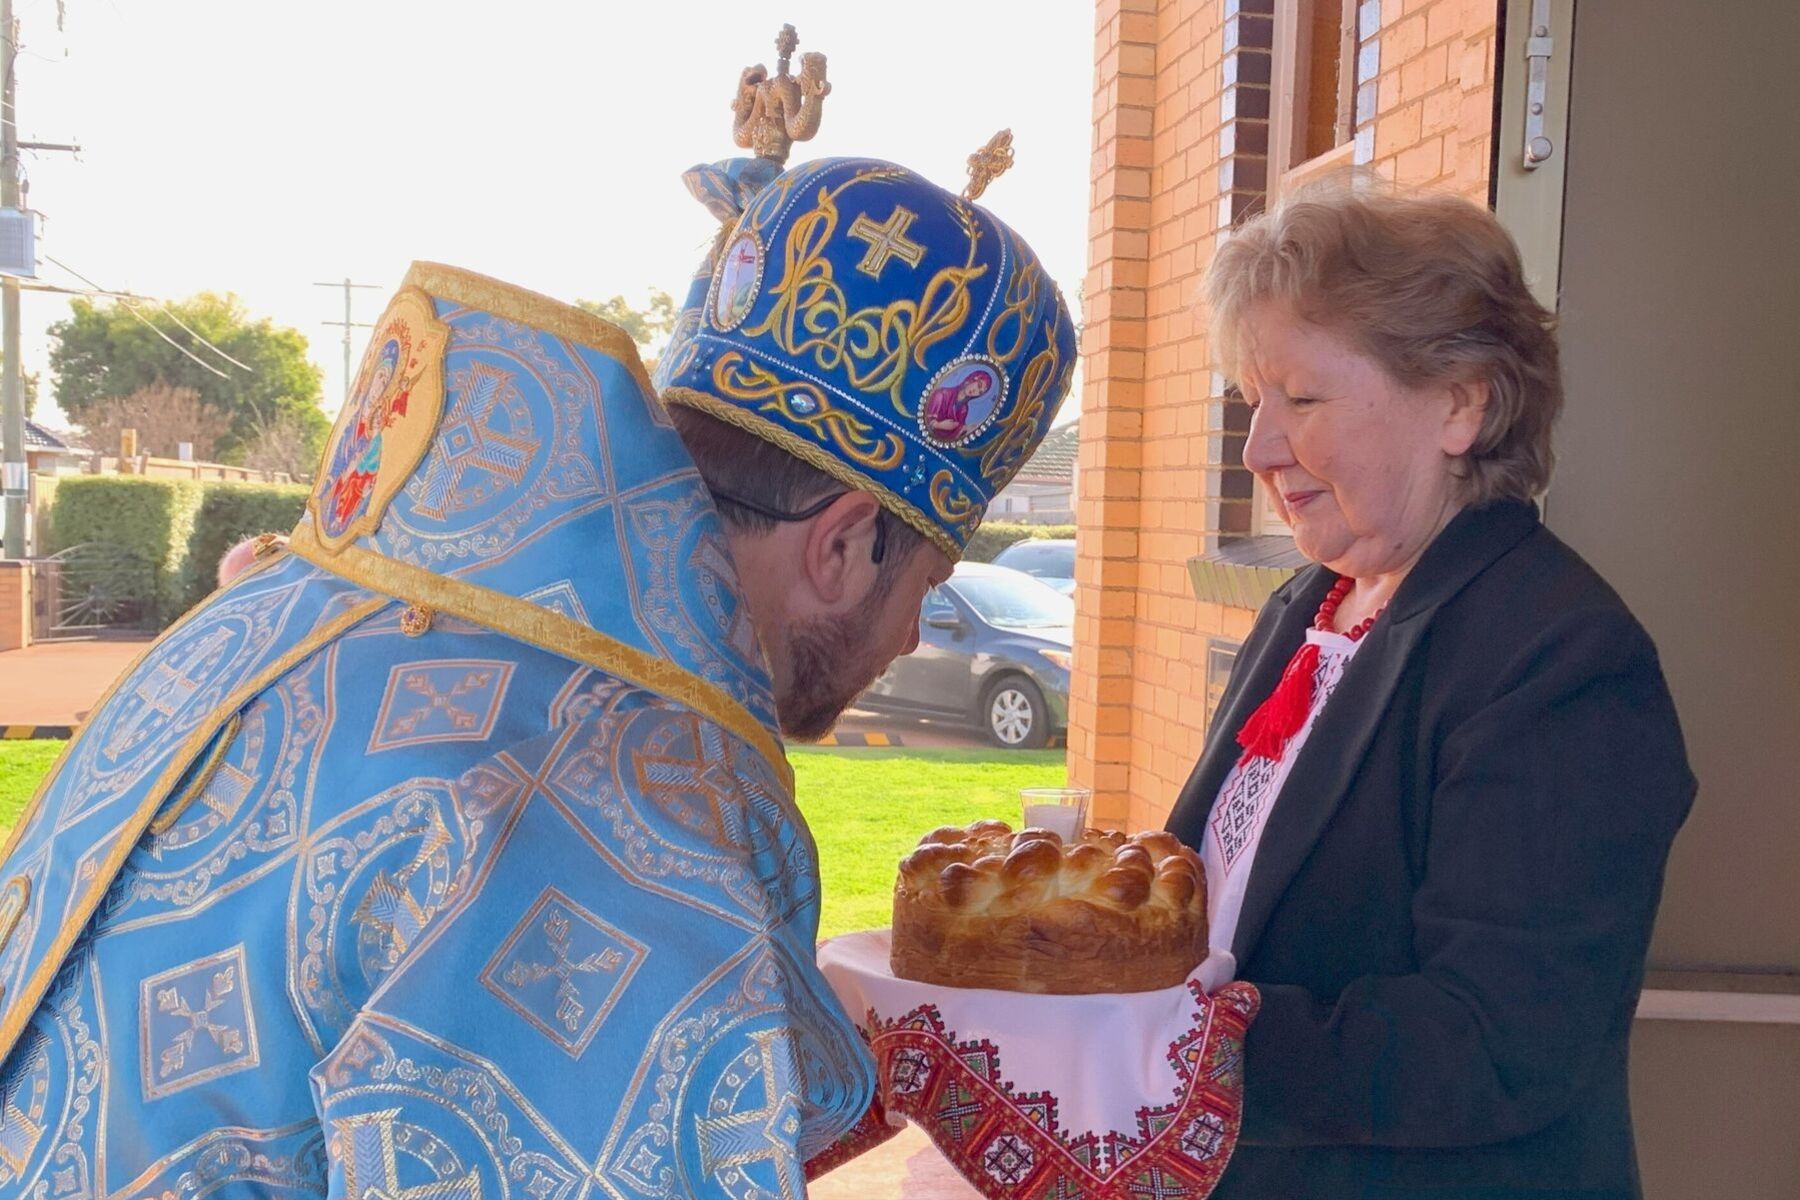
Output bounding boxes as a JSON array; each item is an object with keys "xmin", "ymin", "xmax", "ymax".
[{"xmin": 1202, "ymin": 626, "xmax": 1368, "ymax": 967}]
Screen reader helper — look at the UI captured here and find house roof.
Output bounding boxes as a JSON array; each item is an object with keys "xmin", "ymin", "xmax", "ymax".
[
  {"xmin": 1011, "ymin": 421, "xmax": 1078, "ymax": 486},
  {"xmin": 23, "ymin": 418, "xmax": 88, "ymax": 454}
]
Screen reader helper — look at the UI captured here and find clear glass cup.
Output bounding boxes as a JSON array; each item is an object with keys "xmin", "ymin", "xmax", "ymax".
[{"xmin": 1019, "ymin": 786, "xmax": 1092, "ymax": 842}]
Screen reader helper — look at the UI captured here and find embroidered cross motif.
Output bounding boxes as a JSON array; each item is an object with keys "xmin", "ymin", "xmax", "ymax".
[
  {"xmin": 411, "ymin": 362, "xmax": 534, "ymax": 519},
  {"xmin": 0, "ymin": 1029, "xmax": 48, "ymax": 1179},
  {"xmin": 696, "ymin": 1028, "xmax": 808, "ymax": 1200},
  {"xmin": 332, "ymin": 1108, "xmax": 482, "ymax": 1200},
  {"xmin": 848, "ymin": 206, "xmax": 926, "ymax": 279},
  {"xmin": 390, "ymin": 671, "xmax": 492, "ymax": 737},
  {"xmin": 481, "ymin": 888, "xmax": 646, "ymax": 1056},
  {"xmin": 501, "ymin": 909, "xmax": 625, "ymax": 1033},
  {"xmin": 155, "ymin": 967, "xmax": 242, "ymax": 1076},
  {"xmin": 139, "ymin": 945, "xmax": 260, "ymax": 1099},
  {"xmin": 102, "ymin": 627, "xmax": 232, "ymax": 761},
  {"xmin": 369, "ymin": 660, "xmax": 514, "ymax": 752}
]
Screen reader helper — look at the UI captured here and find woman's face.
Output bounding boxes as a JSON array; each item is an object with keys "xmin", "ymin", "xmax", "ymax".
[{"xmin": 1236, "ymin": 303, "xmax": 1485, "ymax": 581}]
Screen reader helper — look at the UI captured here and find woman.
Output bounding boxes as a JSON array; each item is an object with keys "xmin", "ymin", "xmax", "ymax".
[{"xmin": 1167, "ymin": 182, "xmax": 1694, "ymax": 1199}]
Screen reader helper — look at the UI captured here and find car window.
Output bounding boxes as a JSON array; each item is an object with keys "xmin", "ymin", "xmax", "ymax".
[
  {"xmin": 948, "ymin": 573, "xmax": 1073, "ymax": 630},
  {"xmin": 994, "ymin": 541, "xmax": 1075, "ymax": 578},
  {"xmin": 921, "ymin": 587, "xmax": 958, "ymax": 622}
]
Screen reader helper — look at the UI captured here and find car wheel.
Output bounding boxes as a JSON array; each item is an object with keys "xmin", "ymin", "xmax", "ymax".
[{"xmin": 983, "ymin": 676, "xmax": 1050, "ymax": 749}]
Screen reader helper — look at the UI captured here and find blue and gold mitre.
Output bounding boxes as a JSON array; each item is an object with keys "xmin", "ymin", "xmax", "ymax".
[{"xmin": 658, "ymin": 157, "xmax": 1077, "ymax": 559}]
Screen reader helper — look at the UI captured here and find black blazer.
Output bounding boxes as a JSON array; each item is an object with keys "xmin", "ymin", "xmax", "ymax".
[{"xmin": 1167, "ymin": 500, "xmax": 1695, "ymax": 1200}]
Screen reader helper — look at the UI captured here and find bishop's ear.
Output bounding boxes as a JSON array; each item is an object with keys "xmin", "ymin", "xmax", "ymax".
[{"xmin": 800, "ymin": 490, "xmax": 883, "ymax": 610}]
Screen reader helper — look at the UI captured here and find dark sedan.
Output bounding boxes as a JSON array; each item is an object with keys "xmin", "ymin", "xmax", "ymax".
[
  {"xmin": 858, "ymin": 562, "xmax": 1072, "ymax": 748},
  {"xmin": 991, "ymin": 537, "xmax": 1076, "ymax": 595}
]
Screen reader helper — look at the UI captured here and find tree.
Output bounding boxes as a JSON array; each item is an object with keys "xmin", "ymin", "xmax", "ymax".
[
  {"xmin": 48, "ymin": 292, "xmax": 329, "ymax": 465},
  {"xmin": 76, "ymin": 384, "xmax": 234, "ymax": 462},
  {"xmin": 576, "ymin": 290, "xmax": 678, "ymax": 368},
  {"xmin": 237, "ymin": 407, "xmax": 323, "ymax": 481}
]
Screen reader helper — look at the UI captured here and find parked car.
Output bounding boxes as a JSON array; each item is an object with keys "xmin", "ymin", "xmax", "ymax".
[
  {"xmin": 859, "ymin": 562, "xmax": 1073, "ymax": 748},
  {"xmin": 990, "ymin": 537, "xmax": 1076, "ymax": 595}
]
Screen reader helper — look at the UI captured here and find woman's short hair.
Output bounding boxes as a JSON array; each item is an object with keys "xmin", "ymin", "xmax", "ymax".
[{"xmin": 1205, "ymin": 176, "xmax": 1562, "ymax": 504}]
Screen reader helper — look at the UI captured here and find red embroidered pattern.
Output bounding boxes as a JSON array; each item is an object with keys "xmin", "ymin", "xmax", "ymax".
[
  {"xmin": 804, "ymin": 1095, "xmax": 906, "ymax": 1181},
  {"xmin": 853, "ymin": 981, "xmax": 1259, "ymax": 1199}
]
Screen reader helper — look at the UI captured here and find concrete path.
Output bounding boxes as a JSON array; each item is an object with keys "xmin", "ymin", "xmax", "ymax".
[
  {"xmin": 830, "ymin": 706, "xmax": 1067, "ymax": 752},
  {"xmin": 0, "ymin": 635, "xmax": 152, "ymax": 728},
  {"xmin": 811, "ymin": 1123, "xmax": 982, "ymax": 1199}
]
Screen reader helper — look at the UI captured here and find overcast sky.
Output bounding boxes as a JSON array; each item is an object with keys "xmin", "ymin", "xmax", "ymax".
[{"xmin": 16, "ymin": 0, "xmax": 1093, "ymax": 425}]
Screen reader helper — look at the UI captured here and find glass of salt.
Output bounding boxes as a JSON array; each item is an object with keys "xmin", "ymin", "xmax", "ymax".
[{"xmin": 1019, "ymin": 787, "xmax": 1092, "ymax": 843}]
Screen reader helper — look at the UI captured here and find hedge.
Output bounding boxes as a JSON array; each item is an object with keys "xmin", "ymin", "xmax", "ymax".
[
  {"xmin": 48, "ymin": 476, "xmax": 306, "ymax": 627},
  {"xmin": 177, "ymin": 482, "xmax": 310, "ymax": 612},
  {"xmin": 47, "ymin": 476, "xmax": 203, "ymax": 623},
  {"xmin": 962, "ymin": 521, "xmax": 1077, "ymax": 564}
]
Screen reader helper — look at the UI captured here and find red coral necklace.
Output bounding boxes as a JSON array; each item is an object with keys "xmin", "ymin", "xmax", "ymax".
[{"xmin": 1235, "ymin": 576, "xmax": 1382, "ymax": 765}]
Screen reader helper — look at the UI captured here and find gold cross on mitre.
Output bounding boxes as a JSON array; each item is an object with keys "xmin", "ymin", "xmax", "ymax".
[
  {"xmin": 848, "ymin": 205, "xmax": 926, "ymax": 279},
  {"xmin": 963, "ymin": 129, "xmax": 1016, "ymax": 201}
]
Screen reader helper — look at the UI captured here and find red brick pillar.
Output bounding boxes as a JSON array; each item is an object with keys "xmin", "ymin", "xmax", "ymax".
[
  {"xmin": 0, "ymin": 561, "xmax": 30, "ymax": 652},
  {"xmin": 1071, "ymin": 0, "xmax": 1156, "ymax": 830}
]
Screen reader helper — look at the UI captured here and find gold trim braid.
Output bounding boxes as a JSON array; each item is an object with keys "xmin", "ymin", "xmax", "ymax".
[
  {"xmin": 0, "ymin": 596, "xmax": 391, "ymax": 1065},
  {"xmin": 660, "ymin": 385, "xmax": 963, "ymax": 562},
  {"xmin": 402, "ymin": 262, "xmax": 657, "ymax": 401},
  {"xmin": 148, "ymin": 713, "xmax": 243, "ymax": 837},
  {"xmin": 286, "ymin": 523, "xmax": 794, "ymax": 793}
]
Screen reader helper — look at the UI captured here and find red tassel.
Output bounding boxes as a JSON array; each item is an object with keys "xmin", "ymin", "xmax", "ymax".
[{"xmin": 1235, "ymin": 641, "xmax": 1322, "ymax": 765}]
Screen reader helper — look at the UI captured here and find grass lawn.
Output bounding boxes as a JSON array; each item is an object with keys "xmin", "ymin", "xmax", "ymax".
[
  {"xmin": 0, "ymin": 740, "xmax": 64, "ymax": 839},
  {"xmin": 0, "ymin": 740, "xmax": 1061, "ymax": 941},
  {"xmin": 793, "ymin": 747, "xmax": 1067, "ymax": 939}
]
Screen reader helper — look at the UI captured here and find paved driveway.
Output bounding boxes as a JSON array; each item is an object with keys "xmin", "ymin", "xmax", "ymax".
[{"xmin": 0, "ymin": 635, "xmax": 153, "ymax": 729}]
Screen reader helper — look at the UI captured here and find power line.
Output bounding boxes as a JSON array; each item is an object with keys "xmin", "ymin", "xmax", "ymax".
[
  {"xmin": 44, "ymin": 253, "xmax": 249, "ymax": 375},
  {"xmin": 150, "ymin": 298, "xmax": 250, "ymax": 372},
  {"xmin": 42, "ymin": 255, "xmax": 227, "ymax": 378}
]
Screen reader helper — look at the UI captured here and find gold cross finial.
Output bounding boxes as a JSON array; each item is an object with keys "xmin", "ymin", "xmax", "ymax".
[
  {"xmin": 963, "ymin": 129, "xmax": 1015, "ymax": 201},
  {"xmin": 848, "ymin": 206, "xmax": 927, "ymax": 279}
]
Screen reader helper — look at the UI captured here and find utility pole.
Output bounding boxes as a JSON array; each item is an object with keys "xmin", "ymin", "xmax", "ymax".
[
  {"xmin": 1, "ymin": 0, "xmax": 24, "ymax": 559},
  {"xmin": 313, "ymin": 278, "xmax": 378, "ymax": 402},
  {"xmin": 0, "ymin": 0, "xmax": 76, "ymax": 559}
]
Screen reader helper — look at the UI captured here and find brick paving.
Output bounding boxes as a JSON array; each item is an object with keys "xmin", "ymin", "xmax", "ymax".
[{"xmin": 0, "ymin": 635, "xmax": 153, "ymax": 727}]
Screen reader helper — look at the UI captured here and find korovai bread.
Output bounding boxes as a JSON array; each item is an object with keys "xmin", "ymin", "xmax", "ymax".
[{"xmin": 891, "ymin": 819, "xmax": 1208, "ymax": 994}]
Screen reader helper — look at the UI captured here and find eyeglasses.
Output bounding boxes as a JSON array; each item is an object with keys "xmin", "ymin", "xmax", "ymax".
[{"xmin": 709, "ymin": 487, "xmax": 890, "ymax": 564}]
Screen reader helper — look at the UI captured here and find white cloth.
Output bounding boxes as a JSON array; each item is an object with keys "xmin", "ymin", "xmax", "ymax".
[
  {"xmin": 819, "ymin": 929, "xmax": 1236, "ymax": 1141},
  {"xmin": 1202, "ymin": 627, "xmax": 1366, "ymax": 966}
]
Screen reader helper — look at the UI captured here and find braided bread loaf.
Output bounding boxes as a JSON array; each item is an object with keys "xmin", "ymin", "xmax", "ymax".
[{"xmin": 890, "ymin": 819, "xmax": 1208, "ymax": 994}]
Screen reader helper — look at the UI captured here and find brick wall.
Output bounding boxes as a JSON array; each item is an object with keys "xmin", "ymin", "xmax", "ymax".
[
  {"xmin": 1361, "ymin": 0, "xmax": 1496, "ymax": 201},
  {"xmin": 1074, "ymin": 0, "xmax": 1498, "ymax": 831},
  {"xmin": 0, "ymin": 562, "xmax": 30, "ymax": 652}
]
